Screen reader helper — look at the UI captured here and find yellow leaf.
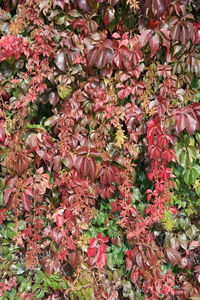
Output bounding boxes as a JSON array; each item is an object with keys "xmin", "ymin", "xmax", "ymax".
[
  {"xmin": 115, "ymin": 128, "xmax": 126, "ymax": 149},
  {"xmin": 9, "ymin": 22, "xmax": 24, "ymax": 35}
]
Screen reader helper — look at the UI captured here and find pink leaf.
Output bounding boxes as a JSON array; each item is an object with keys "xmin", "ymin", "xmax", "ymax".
[
  {"xmin": 149, "ymin": 34, "xmax": 160, "ymax": 57},
  {"xmin": 166, "ymin": 247, "xmax": 181, "ymax": 265},
  {"xmin": 139, "ymin": 30, "xmax": 152, "ymax": 48},
  {"xmin": 3, "ymin": 188, "xmax": 13, "ymax": 205},
  {"xmin": 22, "ymin": 192, "xmax": 31, "ymax": 211}
]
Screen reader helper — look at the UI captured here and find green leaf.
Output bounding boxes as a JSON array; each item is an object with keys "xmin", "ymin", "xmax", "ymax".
[
  {"xmin": 196, "ymin": 132, "xmax": 200, "ymax": 144},
  {"xmin": 57, "ymin": 85, "xmax": 72, "ymax": 99},
  {"xmin": 187, "ymin": 146, "xmax": 197, "ymax": 161},
  {"xmin": 183, "ymin": 168, "xmax": 199, "ymax": 185},
  {"xmin": 185, "ymin": 225, "xmax": 199, "ymax": 239},
  {"xmin": 106, "ymin": 253, "xmax": 114, "ymax": 269},
  {"xmin": 82, "ymin": 286, "xmax": 94, "ymax": 299},
  {"xmin": 193, "ymin": 165, "xmax": 200, "ymax": 175},
  {"xmin": 35, "ymin": 289, "xmax": 45, "ymax": 299},
  {"xmin": 176, "ymin": 148, "xmax": 186, "ymax": 167},
  {"xmin": 177, "ymin": 233, "xmax": 188, "ymax": 250},
  {"xmin": 191, "ymin": 77, "xmax": 200, "ymax": 89}
]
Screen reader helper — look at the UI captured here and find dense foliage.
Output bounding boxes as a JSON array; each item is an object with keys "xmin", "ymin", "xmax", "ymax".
[{"xmin": 0, "ymin": 0, "xmax": 200, "ymax": 299}]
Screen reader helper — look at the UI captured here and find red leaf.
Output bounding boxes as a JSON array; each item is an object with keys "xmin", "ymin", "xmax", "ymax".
[
  {"xmin": 4, "ymin": 188, "xmax": 13, "ymax": 205},
  {"xmin": 0, "ymin": 127, "xmax": 6, "ymax": 144},
  {"xmin": 144, "ymin": 0, "xmax": 172, "ymax": 17},
  {"xmin": 0, "ymin": 208, "xmax": 7, "ymax": 224},
  {"xmin": 174, "ymin": 106, "xmax": 199, "ymax": 135},
  {"xmin": 74, "ymin": 155, "xmax": 84, "ymax": 172},
  {"xmin": 76, "ymin": 147, "xmax": 100, "ymax": 156},
  {"xmin": 54, "ymin": 51, "xmax": 67, "ymax": 72},
  {"xmin": 112, "ymin": 32, "xmax": 121, "ymax": 39},
  {"xmin": 87, "ymin": 40, "xmax": 114, "ymax": 69},
  {"xmin": 139, "ymin": 29, "xmax": 152, "ymax": 48},
  {"xmin": 126, "ymin": 257, "xmax": 133, "ymax": 270},
  {"xmin": 171, "ymin": 23, "xmax": 181, "ymax": 42},
  {"xmin": 149, "ymin": 34, "xmax": 160, "ymax": 57},
  {"xmin": 103, "ymin": 6, "xmax": 115, "ymax": 26},
  {"xmin": 166, "ymin": 247, "xmax": 181, "ymax": 265},
  {"xmin": 131, "ymin": 269, "xmax": 139, "ymax": 284},
  {"xmin": 69, "ymin": 252, "xmax": 81, "ymax": 268},
  {"xmin": 22, "ymin": 192, "xmax": 31, "ymax": 211},
  {"xmin": 53, "ymin": 0, "xmax": 68, "ymax": 9},
  {"xmin": 96, "ymin": 233, "xmax": 109, "ymax": 243},
  {"xmin": 87, "ymin": 234, "xmax": 108, "ymax": 269},
  {"xmin": 191, "ymin": 102, "xmax": 200, "ymax": 125},
  {"xmin": 135, "ymin": 252, "xmax": 144, "ymax": 268},
  {"xmin": 88, "ymin": 247, "xmax": 96, "ymax": 257},
  {"xmin": 188, "ymin": 241, "xmax": 200, "ymax": 250},
  {"xmin": 96, "ymin": 252, "xmax": 107, "ymax": 269},
  {"xmin": 77, "ymin": 0, "xmax": 91, "ymax": 12},
  {"xmin": 49, "ymin": 91, "xmax": 59, "ymax": 106},
  {"xmin": 126, "ymin": 248, "xmax": 138, "ymax": 259},
  {"xmin": 99, "ymin": 165, "xmax": 116, "ymax": 185},
  {"xmin": 76, "ymin": 156, "xmax": 97, "ymax": 180},
  {"xmin": 118, "ymin": 87, "xmax": 130, "ymax": 99},
  {"xmin": 52, "ymin": 155, "xmax": 61, "ymax": 171},
  {"xmin": 56, "ymin": 214, "xmax": 64, "ymax": 227},
  {"xmin": 114, "ymin": 45, "xmax": 132, "ymax": 70}
]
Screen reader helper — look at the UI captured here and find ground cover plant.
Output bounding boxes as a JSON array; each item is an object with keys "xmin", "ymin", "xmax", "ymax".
[{"xmin": 0, "ymin": 0, "xmax": 200, "ymax": 299}]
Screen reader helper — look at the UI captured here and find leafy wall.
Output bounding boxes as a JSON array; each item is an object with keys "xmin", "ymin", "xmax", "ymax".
[{"xmin": 0, "ymin": 0, "xmax": 200, "ymax": 299}]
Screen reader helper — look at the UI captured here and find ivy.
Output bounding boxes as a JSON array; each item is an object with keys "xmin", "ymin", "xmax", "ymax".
[{"xmin": 0, "ymin": 0, "xmax": 199, "ymax": 299}]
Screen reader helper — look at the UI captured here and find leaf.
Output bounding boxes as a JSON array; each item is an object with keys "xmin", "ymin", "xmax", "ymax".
[
  {"xmin": 107, "ymin": 253, "xmax": 114, "ymax": 269},
  {"xmin": 44, "ymin": 115, "xmax": 60, "ymax": 127},
  {"xmin": 139, "ymin": 29, "xmax": 152, "ymax": 48},
  {"xmin": 0, "ymin": 126, "xmax": 6, "ymax": 144},
  {"xmin": 103, "ymin": 6, "xmax": 115, "ymax": 26},
  {"xmin": 22, "ymin": 192, "xmax": 31, "ymax": 211},
  {"xmin": 149, "ymin": 34, "xmax": 160, "ymax": 57},
  {"xmin": 166, "ymin": 247, "xmax": 181, "ymax": 265},
  {"xmin": 114, "ymin": 44, "xmax": 133, "ymax": 70},
  {"xmin": 75, "ymin": 155, "xmax": 97, "ymax": 180},
  {"xmin": 126, "ymin": 257, "xmax": 133, "ymax": 270},
  {"xmin": 49, "ymin": 91, "xmax": 59, "ymax": 106},
  {"xmin": 131, "ymin": 269, "xmax": 139, "ymax": 284},
  {"xmin": 115, "ymin": 128, "xmax": 126, "ymax": 148},
  {"xmin": 54, "ymin": 51, "xmax": 67, "ymax": 71},
  {"xmin": 185, "ymin": 225, "xmax": 198, "ymax": 239},
  {"xmin": 87, "ymin": 40, "xmax": 114, "ymax": 69},
  {"xmin": 177, "ymin": 233, "xmax": 188, "ymax": 250},
  {"xmin": 62, "ymin": 153, "xmax": 73, "ymax": 169},
  {"xmin": 150, "ymin": 0, "xmax": 172, "ymax": 16},
  {"xmin": 171, "ymin": 23, "xmax": 181, "ymax": 41},
  {"xmin": 3, "ymin": 188, "xmax": 13, "ymax": 205},
  {"xmin": 69, "ymin": 251, "xmax": 81, "ymax": 268},
  {"xmin": 96, "ymin": 252, "xmax": 107, "ymax": 269},
  {"xmin": 53, "ymin": 0, "xmax": 68, "ymax": 9},
  {"xmin": 76, "ymin": 0, "xmax": 91, "ymax": 12},
  {"xmin": 57, "ymin": 85, "xmax": 72, "ymax": 99},
  {"xmin": 99, "ymin": 165, "xmax": 116, "ymax": 185},
  {"xmin": 183, "ymin": 168, "xmax": 199, "ymax": 185},
  {"xmin": 76, "ymin": 147, "xmax": 100, "ymax": 156},
  {"xmin": 135, "ymin": 252, "xmax": 144, "ymax": 268},
  {"xmin": 56, "ymin": 214, "xmax": 64, "ymax": 227},
  {"xmin": 174, "ymin": 105, "xmax": 199, "ymax": 135},
  {"xmin": 188, "ymin": 241, "xmax": 199, "ymax": 250}
]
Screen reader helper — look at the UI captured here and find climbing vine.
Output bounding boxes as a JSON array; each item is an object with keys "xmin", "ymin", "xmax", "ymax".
[{"xmin": 0, "ymin": 0, "xmax": 200, "ymax": 299}]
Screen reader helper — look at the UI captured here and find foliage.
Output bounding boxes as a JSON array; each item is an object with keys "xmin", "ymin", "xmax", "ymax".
[{"xmin": 0, "ymin": 0, "xmax": 200, "ymax": 299}]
